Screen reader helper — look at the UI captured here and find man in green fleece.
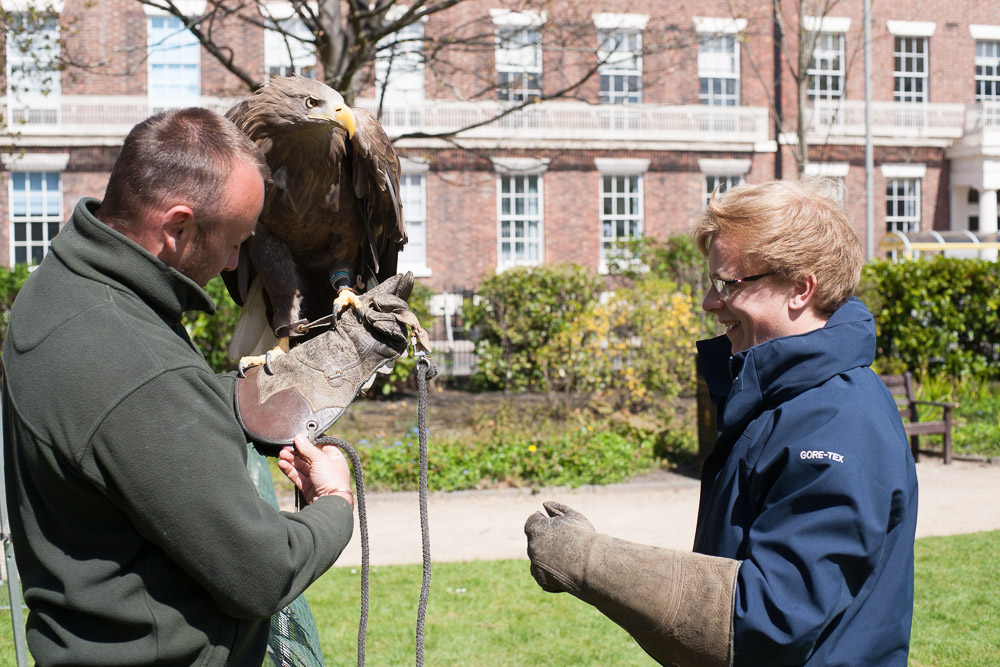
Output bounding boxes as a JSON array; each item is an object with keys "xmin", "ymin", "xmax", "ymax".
[{"xmin": 2, "ymin": 107, "xmax": 357, "ymax": 665}]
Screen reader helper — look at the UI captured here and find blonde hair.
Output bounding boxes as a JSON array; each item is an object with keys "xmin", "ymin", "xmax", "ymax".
[{"xmin": 693, "ymin": 178, "xmax": 864, "ymax": 315}]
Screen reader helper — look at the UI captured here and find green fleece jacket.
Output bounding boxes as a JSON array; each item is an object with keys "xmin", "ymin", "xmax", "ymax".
[{"xmin": 2, "ymin": 198, "xmax": 354, "ymax": 666}]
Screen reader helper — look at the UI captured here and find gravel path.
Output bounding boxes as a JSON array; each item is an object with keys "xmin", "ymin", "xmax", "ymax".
[{"xmin": 301, "ymin": 456, "xmax": 1000, "ymax": 568}]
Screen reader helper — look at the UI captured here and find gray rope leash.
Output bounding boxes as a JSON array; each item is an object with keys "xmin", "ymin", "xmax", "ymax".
[
  {"xmin": 314, "ymin": 435, "xmax": 370, "ymax": 667},
  {"xmin": 315, "ymin": 354, "xmax": 437, "ymax": 667},
  {"xmin": 415, "ymin": 356, "xmax": 436, "ymax": 666}
]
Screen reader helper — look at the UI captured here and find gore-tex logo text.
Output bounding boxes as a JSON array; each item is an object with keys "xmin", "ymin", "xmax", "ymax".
[{"xmin": 800, "ymin": 450, "xmax": 845, "ymax": 463}]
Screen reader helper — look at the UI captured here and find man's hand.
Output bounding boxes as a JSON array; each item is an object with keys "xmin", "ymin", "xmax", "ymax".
[
  {"xmin": 278, "ymin": 433, "xmax": 354, "ymax": 508},
  {"xmin": 524, "ymin": 501, "xmax": 597, "ymax": 595}
]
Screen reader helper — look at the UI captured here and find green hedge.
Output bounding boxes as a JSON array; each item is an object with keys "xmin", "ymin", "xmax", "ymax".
[
  {"xmin": 0, "ymin": 264, "xmax": 30, "ymax": 348},
  {"xmin": 184, "ymin": 275, "xmax": 243, "ymax": 372},
  {"xmin": 858, "ymin": 257, "xmax": 1000, "ymax": 379},
  {"xmin": 463, "ymin": 264, "xmax": 603, "ymax": 392}
]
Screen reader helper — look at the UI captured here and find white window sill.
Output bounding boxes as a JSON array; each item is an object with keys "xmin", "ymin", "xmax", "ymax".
[{"xmin": 399, "ymin": 264, "xmax": 433, "ymax": 278}]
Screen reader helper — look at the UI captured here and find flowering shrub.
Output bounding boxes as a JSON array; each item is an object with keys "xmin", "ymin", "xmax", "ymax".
[
  {"xmin": 465, "ymin": 261, "xmax": 704, "ymax": 409},
  {"xmin": 542, "ymin": 277, "xmax": 700, "ymax": 411}
]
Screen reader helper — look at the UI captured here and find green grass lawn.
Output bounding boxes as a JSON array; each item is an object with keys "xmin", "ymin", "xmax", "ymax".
[
  {"xmin": 909, "ymin": 531, "xmax": 1000, "ymax": 667},
  {"xmin": 309, "ymin": 560, "xmax": 650, "ymax": 666},
  {"xmin": 1, "ymin": 531, "xmax": 997, "ymax": 665}
]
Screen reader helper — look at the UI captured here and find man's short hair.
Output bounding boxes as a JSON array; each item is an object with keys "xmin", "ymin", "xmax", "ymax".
[
  {"xmin": 693, "ymin": 178, "xmax": 865, "ymax": 315},
  {"xmin": 99, "ymin": 107, "xmax": 269, "ymax": 234}
]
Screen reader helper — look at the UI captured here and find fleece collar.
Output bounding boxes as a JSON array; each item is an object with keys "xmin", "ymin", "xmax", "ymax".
[{"xmin": 51, "ymin": 198, "xmax": 216, "ymax": 325}]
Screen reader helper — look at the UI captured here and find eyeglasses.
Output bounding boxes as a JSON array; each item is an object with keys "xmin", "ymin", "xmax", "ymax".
[{"xmin": 709, "ymin": 272, "xmax": 775, "ymax": 300}]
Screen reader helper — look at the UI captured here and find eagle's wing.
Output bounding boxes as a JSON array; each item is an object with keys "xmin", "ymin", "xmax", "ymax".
[{"xmin": 351, "ymin": 107, "xmax": 406, "ymax": 285}]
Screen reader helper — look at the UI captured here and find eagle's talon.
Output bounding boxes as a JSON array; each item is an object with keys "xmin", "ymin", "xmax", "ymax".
[
  {"xmin": 334, "ymin": 288, "xmax": 362, "ymax": 317},
  {"xmin": 264, "ymin": 350, "xmax": 278, "ymax": 375},
  {"xmin": 238, "ymin": 340, "xmax": 287, "ymax": 376}
]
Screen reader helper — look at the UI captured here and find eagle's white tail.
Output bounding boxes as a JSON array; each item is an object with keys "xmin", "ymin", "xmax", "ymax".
[{"xmin": 228, "ymin": 278, "xmax": 277, "ymax": 361}]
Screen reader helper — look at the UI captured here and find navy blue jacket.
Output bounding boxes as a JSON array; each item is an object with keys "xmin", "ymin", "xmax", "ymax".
[{"xmin": 694, "ymin": 297, "xmax": 918, "ymax": 666}]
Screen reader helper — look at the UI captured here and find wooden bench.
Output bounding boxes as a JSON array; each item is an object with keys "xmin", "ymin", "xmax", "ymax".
[{"xmin": 880, "ymin": 372, "xmax": 958, "ymax": 464}]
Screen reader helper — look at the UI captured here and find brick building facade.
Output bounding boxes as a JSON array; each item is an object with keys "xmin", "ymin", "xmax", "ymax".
[{"xmin": 3, "ymin": 0, "xmax": 1000, "ymax": 296}]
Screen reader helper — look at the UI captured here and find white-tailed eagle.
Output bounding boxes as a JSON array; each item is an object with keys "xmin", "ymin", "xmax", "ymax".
[{"xmin": 222, "ymin": 75, "xmax": 406, "ymax": 370}]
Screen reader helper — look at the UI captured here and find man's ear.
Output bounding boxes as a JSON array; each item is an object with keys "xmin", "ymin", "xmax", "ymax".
[
  {"xmin": 788, "ymin": 273, "xmax": 818, "ymax": 312},
  {"xmin": 157, "ymin": 205, "xmax": 196, "ymax": 263}
]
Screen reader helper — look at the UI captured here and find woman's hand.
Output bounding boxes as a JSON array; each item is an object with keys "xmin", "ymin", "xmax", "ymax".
[{"xmin": 277, "ymin": 433, "xmax": 354, "ymax": 508}]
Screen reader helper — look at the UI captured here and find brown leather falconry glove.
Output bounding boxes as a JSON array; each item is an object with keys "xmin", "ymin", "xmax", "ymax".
[
  {"xmin": 234, "ymin": 272, "xmax": 430, "ymax": 451},
  {"xmin": 524, "ymin": 501, "xmax": 740, "ymax": 667}
]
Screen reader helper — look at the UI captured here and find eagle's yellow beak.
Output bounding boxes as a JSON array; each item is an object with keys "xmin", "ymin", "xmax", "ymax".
[{"xmin": 310, "ymin": 105, "xmax": 356, "ymax": 139}]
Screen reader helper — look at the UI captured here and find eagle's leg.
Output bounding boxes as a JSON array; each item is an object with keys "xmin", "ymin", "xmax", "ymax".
[
  {"xmin": 330, "ymin": 269, "xmax": 362, "ymax": 317},
  {"xmin": 334, "ymin": 288, "xmax": 362, "ymax": 315}
]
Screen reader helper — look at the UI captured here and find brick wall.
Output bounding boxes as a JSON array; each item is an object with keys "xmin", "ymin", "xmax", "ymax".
[
  {"xmin": 424, "ymin": 165, "xmax": 498, "ymax": 292},
  {"xmin": 543, "ymin": 168, "xmax": 600, "ymax": 267},
  {"xmin": 61, "ymin": 0, "xmax": 148, "ymax": 95}
]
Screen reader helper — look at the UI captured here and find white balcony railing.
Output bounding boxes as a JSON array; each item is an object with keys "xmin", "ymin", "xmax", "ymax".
[
  {"xmin": 806, "ymin": 99, "xmax": 966, "ymax": 140},
  {"xmin": 3, "ymin": 95, "xmax": 771, "ymax": 145},
  {"xmin": 964, "ymin": 100, "xmax": 1000, "ymax": 130},
  {"xmin": 5, "ymin": 94, "xmax": 988, "ymax": 148},
  {"xmin": 1, "ymin": 95, "xmax": 237, "ymax": 136},
  {"xmin": 357, "ymin": 99, "xmax": 771, "ymax": 144}
]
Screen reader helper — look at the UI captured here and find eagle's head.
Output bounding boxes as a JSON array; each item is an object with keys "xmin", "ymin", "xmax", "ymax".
[{"xmin": 247, "ymin": 75, "xmax": 356, "ymax": 139}]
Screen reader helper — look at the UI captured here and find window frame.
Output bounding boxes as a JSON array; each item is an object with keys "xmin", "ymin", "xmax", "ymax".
[
  {"xmin": 803, "ymin": 163, "xmax": 849, "ymax": 204},
  {"xmin": 808, "ymin": 32, "xmax": 845, "ymax": 101},
  {"xmin": 703, "ymin": 173, "xmax": 744, "ymax": 207},
  {"xmin": 397, "ymin": 167, "xmax": 431, "ymax": 277},
  {"xmin": 698, "ymin": 33, "xmax": 740, "ymax": 106},
  {"xmin": 893, "ymin": 35, "xmax": 929, "ymax": 104},
  {"xmin": 9, "ymin": 171, "xmax": 63, "ymax": 268},
  {"xmin": 494, "ymin": 26, "xmax": 542, "ymax": 102},
  {"xmin": 497, "ymin": 173, "xmax": 544, "ymax": 270},
  {"xmin": 598, "ymin": 29, "xmax": 643, "ymax": 105},
  {"xmin": 495, "ymin": 25, "xmax": 542, "ymax": 103},
  {"xmin": 885, "ymin": 177, "xmax": 922, "ymax": 233},
  {"xmin": 5, "ymin": 11, "xmax": 61, "ymax": 126},
  {"xmin": 147, "ymin": 14, "xmax": 201, "ymax": 111},
  {"xmin": 975, "ymin": 39, "xmax": 1000, "ymax": 102},
  {"xmin": 264, "ymin": 14, "xmax": 317, "ymax": 80},
  {"xmin": 375, "ymin": 19, "xmax": 425, "ymax": 105},
  {"xmin": 599, "ymin": 173, "xmax": 644, "ymax": 272}
]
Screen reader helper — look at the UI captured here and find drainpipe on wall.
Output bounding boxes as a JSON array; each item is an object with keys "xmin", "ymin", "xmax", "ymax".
[{"xmin": 864, "ymin": 0, "xmax": 875, "ymax": 259}]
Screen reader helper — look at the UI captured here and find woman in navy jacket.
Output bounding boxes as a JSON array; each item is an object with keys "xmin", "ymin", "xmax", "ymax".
[{"xmin": 525, "ymin": 179, "xmax": 917, "ymax": 666}]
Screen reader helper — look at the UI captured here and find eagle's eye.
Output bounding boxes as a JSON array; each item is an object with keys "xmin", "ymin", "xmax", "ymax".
[{"xmin": 305, "ymin": 97, "xmax": 320, "ymax": 109}]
